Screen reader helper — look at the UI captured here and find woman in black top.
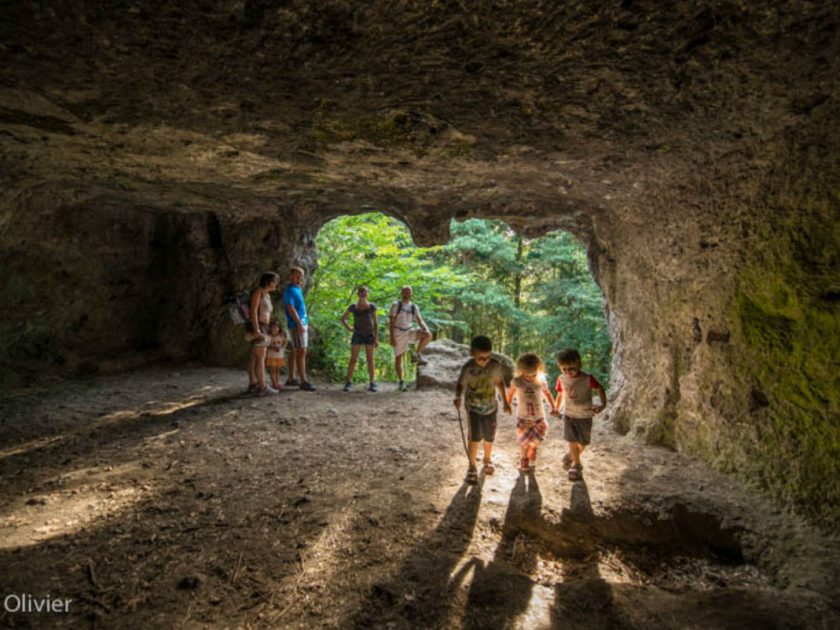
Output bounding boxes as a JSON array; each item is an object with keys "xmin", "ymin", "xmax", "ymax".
[{"xmin": 339, "ymin": 286, "xmax": 380, "ymax": 392}]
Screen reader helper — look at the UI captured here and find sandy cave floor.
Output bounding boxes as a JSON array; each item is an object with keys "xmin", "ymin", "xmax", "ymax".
[{"xmin": 0, "ymin": 366, "xmax": 838, "ymax": 629}]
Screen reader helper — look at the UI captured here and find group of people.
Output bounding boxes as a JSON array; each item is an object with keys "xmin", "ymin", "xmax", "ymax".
[
  {"xmin": 454, "ymin": 337, "xmax": 605, "ymax": 482},
  {"xmin": 245, "ymin": 267, "xmax": 607, "ymax": 483},
  {"xmin": 245, "ymin": 268, "xmax": 432, "ymax": 395}
]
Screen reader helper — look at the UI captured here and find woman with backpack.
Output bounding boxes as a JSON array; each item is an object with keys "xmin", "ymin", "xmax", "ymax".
[{"xmin": 246, "ymin": 271, "xmax": 280, "ymax": 395}]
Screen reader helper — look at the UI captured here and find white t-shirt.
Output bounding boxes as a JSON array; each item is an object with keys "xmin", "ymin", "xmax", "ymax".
[
  {"xmin": 390, "ymin": 301, "xmax": 420, "ymax": 330},
  {"xmin": 511, "ymin": 375, "xmax": 549, "ymax": 421}
]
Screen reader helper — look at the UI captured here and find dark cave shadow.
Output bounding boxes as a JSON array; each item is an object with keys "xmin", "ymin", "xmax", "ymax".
[
  {"xmin": 0, "ymin": 387, "xmax": 267, "ymax": 501},
  {"xmin": 346, "ymin": 481, "xmax": 482, "ymax": 629},
  {"xmin": 461, "ymin": 471, "xmax": 542, "ymax": 629}
]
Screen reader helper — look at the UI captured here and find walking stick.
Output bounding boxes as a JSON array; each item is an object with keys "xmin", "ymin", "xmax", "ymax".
[{"xmin": 455, "ymin": 405, "xmax": 470, "ymax": 460}]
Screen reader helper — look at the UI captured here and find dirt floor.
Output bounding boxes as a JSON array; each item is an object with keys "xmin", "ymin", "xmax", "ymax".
[{"xmin": 0, "ymin": 366, "xmax": 838, "ymax": 629}]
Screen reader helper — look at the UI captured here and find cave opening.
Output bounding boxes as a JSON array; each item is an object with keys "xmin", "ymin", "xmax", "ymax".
[{"xmin": 306, "ymin": 212, "xmax": 613, "ymax": 390}]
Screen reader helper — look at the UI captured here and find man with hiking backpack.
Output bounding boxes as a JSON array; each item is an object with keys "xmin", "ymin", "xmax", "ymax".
[{"xmin": 389, "ymin": 285, "xmax": 431, "ymax": 391}]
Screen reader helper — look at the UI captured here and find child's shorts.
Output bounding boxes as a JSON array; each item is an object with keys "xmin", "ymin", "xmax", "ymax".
[
  {"xmin": 517, "ymin": 417, "xmax": 548, "ymax": 445},
  {"xmin": 563, "ymin": 415, "xmax": 593, "ymax": 445},
  {"xmin": 468, "ymin": 410, "xmax": 497, "ymax": 443}
]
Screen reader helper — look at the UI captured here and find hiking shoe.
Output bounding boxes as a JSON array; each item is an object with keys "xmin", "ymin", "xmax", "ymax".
[
  {"xmin": 568, "ymin": 465, "xmax": 583, "ymax": 481},
  {"xmin": 343, "ymin": 381, "xmax": 352, "ymax": 392},
  {"xmin": 562, "ymin": 453, "xmax": 573, "ymax": 471},
  {"xmin": 285, "ymin": 379, "xmax": 301, "ymax": 387},
  {"xmin": 258, "ymin": 385, "xmax": 279, "ymax": 396},
  {"xmin": 300, "ymin": 381, "xmax": 316, "ymax": 392},
  {"xmin": 368, "ymin": 382, "xmax": 379, "ymax": 392},
  {"xmin": 398, "ymin": 380, "xmax": 408, "ymax": 392},
  {"xmin": 482, "ymin": 461, "xmax": 495, "ymax": 475},
  {"xmin": 412, "ymin": 354, "xmax": 428, "ymax": 366}
]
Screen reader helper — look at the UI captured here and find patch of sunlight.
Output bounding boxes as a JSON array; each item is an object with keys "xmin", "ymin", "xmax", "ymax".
[
  {"xmin": 0, "ymin": 435, "xmax": 64, "ymax": 459},
  {"xmin": 0, "ymin": 386, "xmax": 226, "ymax": 461},
  {"xmin": 0, "ymin": 462, "xmax": 152, "ymax": 550},
  {"xmin": 513, "ymin": 584, "xmax": 554, "ymax": 630}
]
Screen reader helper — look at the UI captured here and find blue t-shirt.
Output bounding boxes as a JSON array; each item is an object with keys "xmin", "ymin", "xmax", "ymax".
[{"xmin": 282, "ymin": 284, "xmax": 308, "ymax": 329}]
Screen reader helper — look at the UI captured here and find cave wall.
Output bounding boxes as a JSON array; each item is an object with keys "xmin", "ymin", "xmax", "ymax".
[
  {"xmin": 0, "ymin": 187, "xmax": 316, "ymax": 385},
  {"xmin": 1, "ymin": 0, "xmax": 838, "ymax": 529}
]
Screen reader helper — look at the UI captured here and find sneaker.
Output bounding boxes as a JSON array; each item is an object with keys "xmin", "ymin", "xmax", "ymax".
[
  {"xmin": 412, "ymin": 354, "xmax": 429, "ymax": 366},
  {"xmin": 568, "ymin": 465, "xmax": 583, "ymax": 481},
  {"xmin": 398, "ymin": 380, "xmax": 408, "ymax": 392},
  {"xmin": 285, "ymin": 379, "xmax": 301, "ymax": 387},
  {"xmin": 482, "ymin": 461, "xmax": 495, "ymax": 475},
  {"xmin": 258, "ymin": 385, "xmax": 279, "ymax": 396},
  {"xmin": 518, "ymin": 458, "xmax": 530, "ymax": 472},
  {"xmin": 368, "ymin": 382, "xmax": 379, "ymax": 392},
  {"xmin": 562, "ymin": 453, "xmax": 572, "ymax": 471},
  {"xmin": 343, "ymin": 381, "xmax": 352, "ymax": 392},
  {"xmin": 300, "ymin": 381, "xmax": 317, "ymax": 392}
]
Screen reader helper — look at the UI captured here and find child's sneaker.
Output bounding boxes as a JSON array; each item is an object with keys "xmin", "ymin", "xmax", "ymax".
[
  {"xmin": 562, "ymin": 453, "xmax": 573, "ymax": 471},
  {"xmin": 528, "ymin": 459, "xmax": 537, "ymax": 472},
  {"xmin": 482, "ymin": 460, "xmax": 495, "ymax": 475},
  {"xmin": 568, "ymin": 465, "xmax": 583, "ymax": 481},
  {"xmin": 466, "ymin": 465, "xmax": 478, "ymax": 484},
  {"xmin": 343, "ymin": 381, "xmax": 352, "ymax": 392},
  {"xmin": 518, "ymin": 458, "xmax": 530, "ymax": 472},
  {"xmin": 368, "ymin": 382, "xmax": 379, "ymax": 392}
]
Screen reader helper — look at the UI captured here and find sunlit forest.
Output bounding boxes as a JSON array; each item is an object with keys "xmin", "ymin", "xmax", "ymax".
[{"xmin": 308, "ymin": 213, "xmax": 612, "ymax": 386}]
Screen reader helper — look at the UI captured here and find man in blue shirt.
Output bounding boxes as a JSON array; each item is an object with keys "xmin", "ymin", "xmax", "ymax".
[{"xmin": 283, "ymin": 266, "xmax": 316, "ymax": 391}]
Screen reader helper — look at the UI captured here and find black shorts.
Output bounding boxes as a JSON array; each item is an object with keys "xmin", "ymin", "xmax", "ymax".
[
  {"xmin": 468, "ymin": 410, "xmax": 497, "ymax": 443},
  {"xmin": 351, "ymin": 332, "xmax": 376, "ymax": 346},
  {"xmin": 563, "ymin": 415, "xmax": 593, "ymax": 445}
]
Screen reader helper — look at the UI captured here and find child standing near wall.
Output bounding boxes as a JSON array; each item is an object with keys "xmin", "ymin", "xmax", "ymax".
[
  {"xmin": 454, "ymin": 336, "xmax": 511, "ymax": 484},
  {"xmin": 507, "ymin": 353, "xmax": 555, "ymax": 472},
  {"xmin": 554, "ymin": 348, "xmax": 606, "ymax": 481}
]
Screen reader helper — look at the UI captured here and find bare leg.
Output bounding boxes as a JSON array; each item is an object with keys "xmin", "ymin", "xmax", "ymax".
[
  {"xmin": 270, "ymin": 366, "xmax": 281, "ymax": 389},
  {"xmin": 468, "ymin": 441, "xmax": 479, "ymax": 469},
  {"xmin": 416, "ymin": 331, "xmax": 432, "ymax": 355},
  {"xmin": 296, "ymin": 348, "xmax": 308, "ymax": 383},
  {"xmin": 395, "ymin": 353, "xmax": 404, "ymax": 381},
  {"xmin": 346, "ymin": 344, "xmax": 362, "ymax": 381},
  {"xmin": 248, "ymin": 349, "xmax": 258, "ymax": 387},
  {"xmin": 254, "ymin": 347, "xmax": 268, "ymax": 390},
  {"xmin": 364, "ymin": 344, "xmax": 376, "ymax": 382},
  {"xmin": 286, "ymin": 347, "xmax": 297, "ymax": 383},
  {"xmin": 482, "ymin": 442, "xmax": 493, "ymax": 464},
  {"xmin": 570, "ymin": 442, "xmax": 583, "ymax": 467}
]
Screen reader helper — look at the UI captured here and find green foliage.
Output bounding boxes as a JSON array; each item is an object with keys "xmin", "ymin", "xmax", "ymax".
[
  {"xmin": 308, "ymin": 213, "xmax": 464, "ymax": 382},
  {"xmin": 437, "ymin": 220, "xmax": 612, "ymax": 386},
  {"xmin": 309, "ymin": 213, "xmax": 612, "ymax": 389}
]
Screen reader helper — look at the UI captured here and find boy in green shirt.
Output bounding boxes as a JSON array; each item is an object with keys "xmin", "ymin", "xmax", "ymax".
[{"xmin": 454, "ymin": 336, "xmax": 511, "ymax": 484}]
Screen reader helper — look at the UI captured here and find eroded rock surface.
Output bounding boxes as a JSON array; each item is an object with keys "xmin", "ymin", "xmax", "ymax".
[{"xmin": 1, "ymin": 1, "xmax": 838, "ymax": 527}]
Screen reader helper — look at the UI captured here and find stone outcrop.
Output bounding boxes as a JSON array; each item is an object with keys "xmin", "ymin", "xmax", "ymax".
[
  {"xmin": 416, "ymin": 338, "xmax": 513, "ymax": 390},
  {"xmin": 1, "ymin": 2, "xmax": 838, "ymax": 527}
]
